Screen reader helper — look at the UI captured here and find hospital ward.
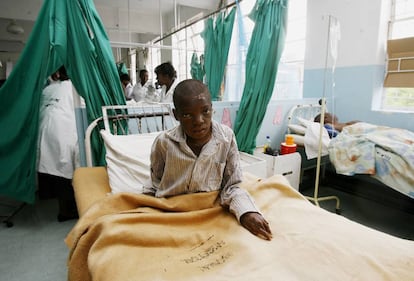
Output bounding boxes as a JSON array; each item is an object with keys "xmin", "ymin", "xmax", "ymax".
[{"xmin": 1, "ymin": 0, "xmax": 414, "ymax": 280}]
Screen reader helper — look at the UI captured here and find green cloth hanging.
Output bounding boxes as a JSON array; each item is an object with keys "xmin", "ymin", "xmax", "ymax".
[
  {"xmin": 234, "ymin": 0, "xmax": 289, "ymax": 154},
  {"xmin": 0, "ymin": 0, "xmax": 125, "ymax": 204},
  {"xmin": 117, "ymin": 62, "xmax": 129, "ymax": 76},
  {"xmin": 190, "ymin": 53, "xmax": 205, "ymax": 81},
  {"xmin": 202, "ymin": 7, "xmax": 236, "ymax": 101}
]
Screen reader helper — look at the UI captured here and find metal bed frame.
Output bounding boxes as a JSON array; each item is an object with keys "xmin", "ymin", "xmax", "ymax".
[{"xmin": 85, "ymin": 103, "xmax": 177, "ymax": 167}]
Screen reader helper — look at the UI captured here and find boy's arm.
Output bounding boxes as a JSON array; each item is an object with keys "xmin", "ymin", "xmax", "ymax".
[
  {"xmin": 142, "ymin": 136, "xmax": 165, "ymax": 195},
  {"xmin": 219, "ymin": 133, "xmax": 272, "ymax": 240},
  {"xmin": 219, "ymin": 133, "xmax": 259, "ymax": 220},
  {"xmin": 240, "ymin": 212, "xmax": 273, "ymax": 240}
]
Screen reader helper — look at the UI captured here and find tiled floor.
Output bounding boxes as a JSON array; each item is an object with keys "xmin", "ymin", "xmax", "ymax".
[
  {"xmin": 0, "ymin": 197, "xmax": 76, "ymax": 281},
  {"xmin": 299, "ymin": 169, "xmax": 414, "ymax": 240}
]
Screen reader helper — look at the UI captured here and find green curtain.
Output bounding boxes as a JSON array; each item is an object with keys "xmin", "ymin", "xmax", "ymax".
[
  {"xmin": 202, "ymin": 7, "xmax": 236, "ymax": 101},
  {"xmin": 190, "ymin": 53, "xmax": 205, "ymax": 81},
  {"xmin": 0, "ymin": 0, "xmax": 125, "ymax": 204},
  {"xmin": 234, "ymin": 0, "xmax": 288, "ymax": 154},
  {"xmin": 117, "ymin": 62, "xmax": 128, "ymax": 76}
]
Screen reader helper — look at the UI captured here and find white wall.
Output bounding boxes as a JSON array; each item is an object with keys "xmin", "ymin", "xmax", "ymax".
[
  {"xmin": 305, "ymin": 0, "xmax": 389, "ymax": 69},
  {"xmin": 302, "ymin": 0, "xmax": 414, "ymax": 131}
]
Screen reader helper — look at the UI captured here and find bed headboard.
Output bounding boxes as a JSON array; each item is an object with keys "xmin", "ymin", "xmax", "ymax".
[
  {"xmin": 101, "ymin": 104, "xmax": 176, "ymax": 134},
  {"xmin": 84, "ymin": 103, "xmax": 177, "ymax": 167},
  {"xmin": 286, "ymin": 103, "xmax": 322, "ymax": 134}
]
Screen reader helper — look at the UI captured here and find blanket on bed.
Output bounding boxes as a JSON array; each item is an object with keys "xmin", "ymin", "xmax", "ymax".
[
  {"xmin": 65, "ymin": 174, "xmax": 414, "ymax": 281},
  {"xmin": 328, "ymin": 122, "xmax": 414, "ymax": 198}
]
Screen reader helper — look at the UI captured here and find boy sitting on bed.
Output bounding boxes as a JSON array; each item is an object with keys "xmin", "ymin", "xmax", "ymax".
[{"xmin": 143, "ymin": 79, "xmax": 273, "ymax": 241}]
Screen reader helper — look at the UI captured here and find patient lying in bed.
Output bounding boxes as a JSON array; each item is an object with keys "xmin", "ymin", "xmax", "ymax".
[
  {"xmin": 143, "ymin": 79, "xmax": 273, "ymax": 240},
  {"xmin": 314, "ymin": 112, "xmax": 359, "ymax": 138}
]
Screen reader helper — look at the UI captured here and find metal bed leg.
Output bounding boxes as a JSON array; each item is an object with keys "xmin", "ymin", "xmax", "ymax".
[{"xmin": 306, "ymin": 195, "xmax": 341, "ymax": 214}]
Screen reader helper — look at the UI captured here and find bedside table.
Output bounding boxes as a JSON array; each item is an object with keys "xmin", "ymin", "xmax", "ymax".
[{"xmin": 253, "ymin": 148, "xmax": 302, "ymax": 190}]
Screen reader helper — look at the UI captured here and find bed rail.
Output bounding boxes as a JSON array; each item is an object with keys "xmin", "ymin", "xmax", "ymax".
[
  {"xmin": 85, "ymin": 103, "xmax": 177, "ymax": 167},
  {"xmin": 286, "ymin": 103, "xmax": 322, "ymax": 133}
]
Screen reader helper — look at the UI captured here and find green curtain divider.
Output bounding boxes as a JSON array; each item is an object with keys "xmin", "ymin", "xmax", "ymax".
[
  {"xmin": 117, "ymin": 62, "xmax": 129, "ymax": 76},
  {"xmin": 234, "ymin": 0, "xmax": 289, "ymax": 154},
  {"xmin": 202, "ymin": 7, "xmax": 236, "ymax": 101},
  {"xmin": 190, "ymin": 53, "xmax": 205, "ymax": 81},
  {"xmin": 0, "ymin": 0, "xmax": 125, "ymax": 204}
]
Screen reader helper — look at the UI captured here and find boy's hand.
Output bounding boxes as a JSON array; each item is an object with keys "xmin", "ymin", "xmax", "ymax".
[{"xmin": 240, "ymin": 212, "xmax": 273, "ymax": 241}]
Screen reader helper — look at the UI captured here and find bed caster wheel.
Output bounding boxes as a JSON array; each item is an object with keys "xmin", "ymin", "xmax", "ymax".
[
  {"xmin": 3, "ymin": 221, "xmax": 13, "ymax": 228},
  {"xmin": 335, "ymin": 208, "xmax": 341, "ymax": 215}
]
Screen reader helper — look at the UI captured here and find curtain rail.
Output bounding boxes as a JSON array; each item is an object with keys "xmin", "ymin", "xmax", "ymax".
[{"xmin": 154, "ymin": 0, "xmax": 243, "ymax": 44}]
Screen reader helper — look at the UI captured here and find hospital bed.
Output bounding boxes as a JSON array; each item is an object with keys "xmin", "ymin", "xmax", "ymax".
[
  {"xmin": 286, "ymin": 102, "xmax": 414, "ymax": 201},
  {"xmin": 286, "ymin": 103, "xmax": 330, "ymax": 182},
  {"xmin": 65, "ymin": 104, "xmax": 414, "ymax": 281}
]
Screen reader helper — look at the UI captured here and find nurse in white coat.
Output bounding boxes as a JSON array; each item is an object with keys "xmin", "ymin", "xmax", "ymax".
[
  {"xmin": 37, "ymin": 66, "xmax": 79, "ymax": 221},
  {"xmin": 154, "ymin": 62, "xmax": 179, "ymax": 103}
]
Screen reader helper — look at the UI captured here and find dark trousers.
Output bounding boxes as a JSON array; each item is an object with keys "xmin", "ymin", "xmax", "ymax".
[{"xmin": 37, "ymin": 172, "xmax": 78, "ymax": 217}]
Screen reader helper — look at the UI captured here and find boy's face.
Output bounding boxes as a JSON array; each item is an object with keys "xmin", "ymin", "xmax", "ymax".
[{"xmin": 174, "ymin": 92, "xmax": 212, "ymax": 143}]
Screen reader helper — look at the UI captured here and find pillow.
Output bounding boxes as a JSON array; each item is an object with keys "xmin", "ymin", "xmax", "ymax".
[
  {"xmin": 296, "ymin": 116, "xmax": 315, "ymax": 128},
  {"xmin": 100, "ymin": 130, "xmax": 161, "ymax": 194},
  {"xmin": 288, "ymin": 124, "xmax": 307, "ymax": 135}
]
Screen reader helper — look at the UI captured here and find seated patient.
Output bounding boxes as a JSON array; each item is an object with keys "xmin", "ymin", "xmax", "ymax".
[
  {"xmin": 144, "ymin": 79, "xmax": 272, "ymax": 241},
  {"xmin": 314, "ymin": 112, "xmax": 359, "ymax": 138}
]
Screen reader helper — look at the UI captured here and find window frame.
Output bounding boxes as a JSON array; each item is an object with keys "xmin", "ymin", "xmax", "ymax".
[{"xmin": 381, "ymin": 0, "xmax": 414, "ymax": 113}]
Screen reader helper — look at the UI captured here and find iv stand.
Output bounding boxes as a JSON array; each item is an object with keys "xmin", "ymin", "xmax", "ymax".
[{"xmin": 305, "ymin": 15, "xmax": 341, "ymax": 214}]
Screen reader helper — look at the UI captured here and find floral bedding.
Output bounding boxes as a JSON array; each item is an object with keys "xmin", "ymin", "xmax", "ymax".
[{"xmin": 328, "ymin": 122, "xmax": 414, "ymax": 199}]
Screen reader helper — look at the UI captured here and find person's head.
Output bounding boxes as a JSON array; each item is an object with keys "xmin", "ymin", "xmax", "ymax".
[
  {"xmin": 50, "ymin": 70, "xmax": 60, "ymax": 82},
  {"xmin": 139, "ymin": 69, "xmax": 149, "ymax": 85},
  {"xmin": 314, "ymin": 113, "xmax": 339, "ymax": 124},
  {"xmin": 49, "ymin": 65, "xmax": 69, "ymax": 82},
  {"xmin": 58, "ymin": 66, "xmax": 69, "ymax": 81},
  {"xmin": 120, "ymin": 73, "xmax": 131, "ymax": 87},
  {"xmin": 155, "ymin": 62, "xmax": 176, "ymax": 86},
  {"xmin": 173, "ymin": 79, "xmax": 213, "ymax": 143}
]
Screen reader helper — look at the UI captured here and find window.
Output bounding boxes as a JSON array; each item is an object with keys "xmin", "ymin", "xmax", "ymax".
[
  {"xmin": 171, "ymin": 16, "xmax": 205, "ymax": 82},
  {"xmin": 164, "ymin": 0, "xmax": 307, "ymax": 102},
  {"xmin": 224, "ymin": 0, "xmax": 307, "ymax": 101},
  {"xmin": 389, "ymin": 0, "xmax": 414, "ymax": 39},
  {"xmin": 382, "ymin": 0, "xmax": 414, "ymax": 112}
]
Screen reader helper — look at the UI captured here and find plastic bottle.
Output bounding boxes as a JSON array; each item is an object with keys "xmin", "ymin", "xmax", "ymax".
[
  {"xmin": 263, "ymin": 136, "xmax": 272, "ymax": 154},
  {"xmin": 285, "ymin": 135, "xmax": 294, "ymax": 145}
]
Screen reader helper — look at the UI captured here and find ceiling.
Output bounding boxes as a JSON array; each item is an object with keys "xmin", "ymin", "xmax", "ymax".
[{"xmin": 0, "ymin": 0, "xmax": 222, "ymax": 54}]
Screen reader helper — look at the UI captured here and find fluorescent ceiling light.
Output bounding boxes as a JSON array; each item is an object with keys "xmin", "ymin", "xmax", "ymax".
[{"xmin": 7, "ymin": 20, "xmax": 24, "ymax": 35}]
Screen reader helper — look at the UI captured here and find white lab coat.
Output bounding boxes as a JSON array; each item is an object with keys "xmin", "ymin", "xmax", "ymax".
[
  {"xmin": 160, "ymin": 78, "xmax": 179, "ymax": 103},
  {"xmin": 37, "ymin": 80, "xmax": 79, "ymax": 179},
  {"xmin": 132, "ymin": 82, "xmax": 149, "ymax": 102}
]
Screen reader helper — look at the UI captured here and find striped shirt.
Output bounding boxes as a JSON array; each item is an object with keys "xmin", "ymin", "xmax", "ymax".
[{"xmin": 143, "ymin": 120, "xmax": 260, "ymax": 221}]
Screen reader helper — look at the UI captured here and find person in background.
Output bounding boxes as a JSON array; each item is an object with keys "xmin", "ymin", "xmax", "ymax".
[
  {"xmin": 132, "ymin": 69, "xmax": 150, "ymax": 102},
  {"xmin": 143, "ymin": 79, "xmax": 273, "ymax": 241},
  {"xmin": 314, "ymin": 112, "xmax": 359, "ymax": 138},
  {"xmin": 154, "ymin": 62, "xmax": 179, "ymax": 103},
  {"xmin": 37, "ymin": 66, "xmax": 79, "ymax": 222},
  {"xmin": 120, "ymin": 73, "xmax": 133, "ymax": 101}
]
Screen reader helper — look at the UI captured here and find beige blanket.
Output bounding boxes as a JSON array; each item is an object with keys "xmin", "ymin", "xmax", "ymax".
[{"xmin": 66, "ymin": 174, "xmax": 414, "ymax": 281}]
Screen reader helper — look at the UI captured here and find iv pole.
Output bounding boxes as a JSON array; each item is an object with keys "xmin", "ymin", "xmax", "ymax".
[{"xmin": 305, "ymin": 15, "xmax": 341, "ymax": 214}]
